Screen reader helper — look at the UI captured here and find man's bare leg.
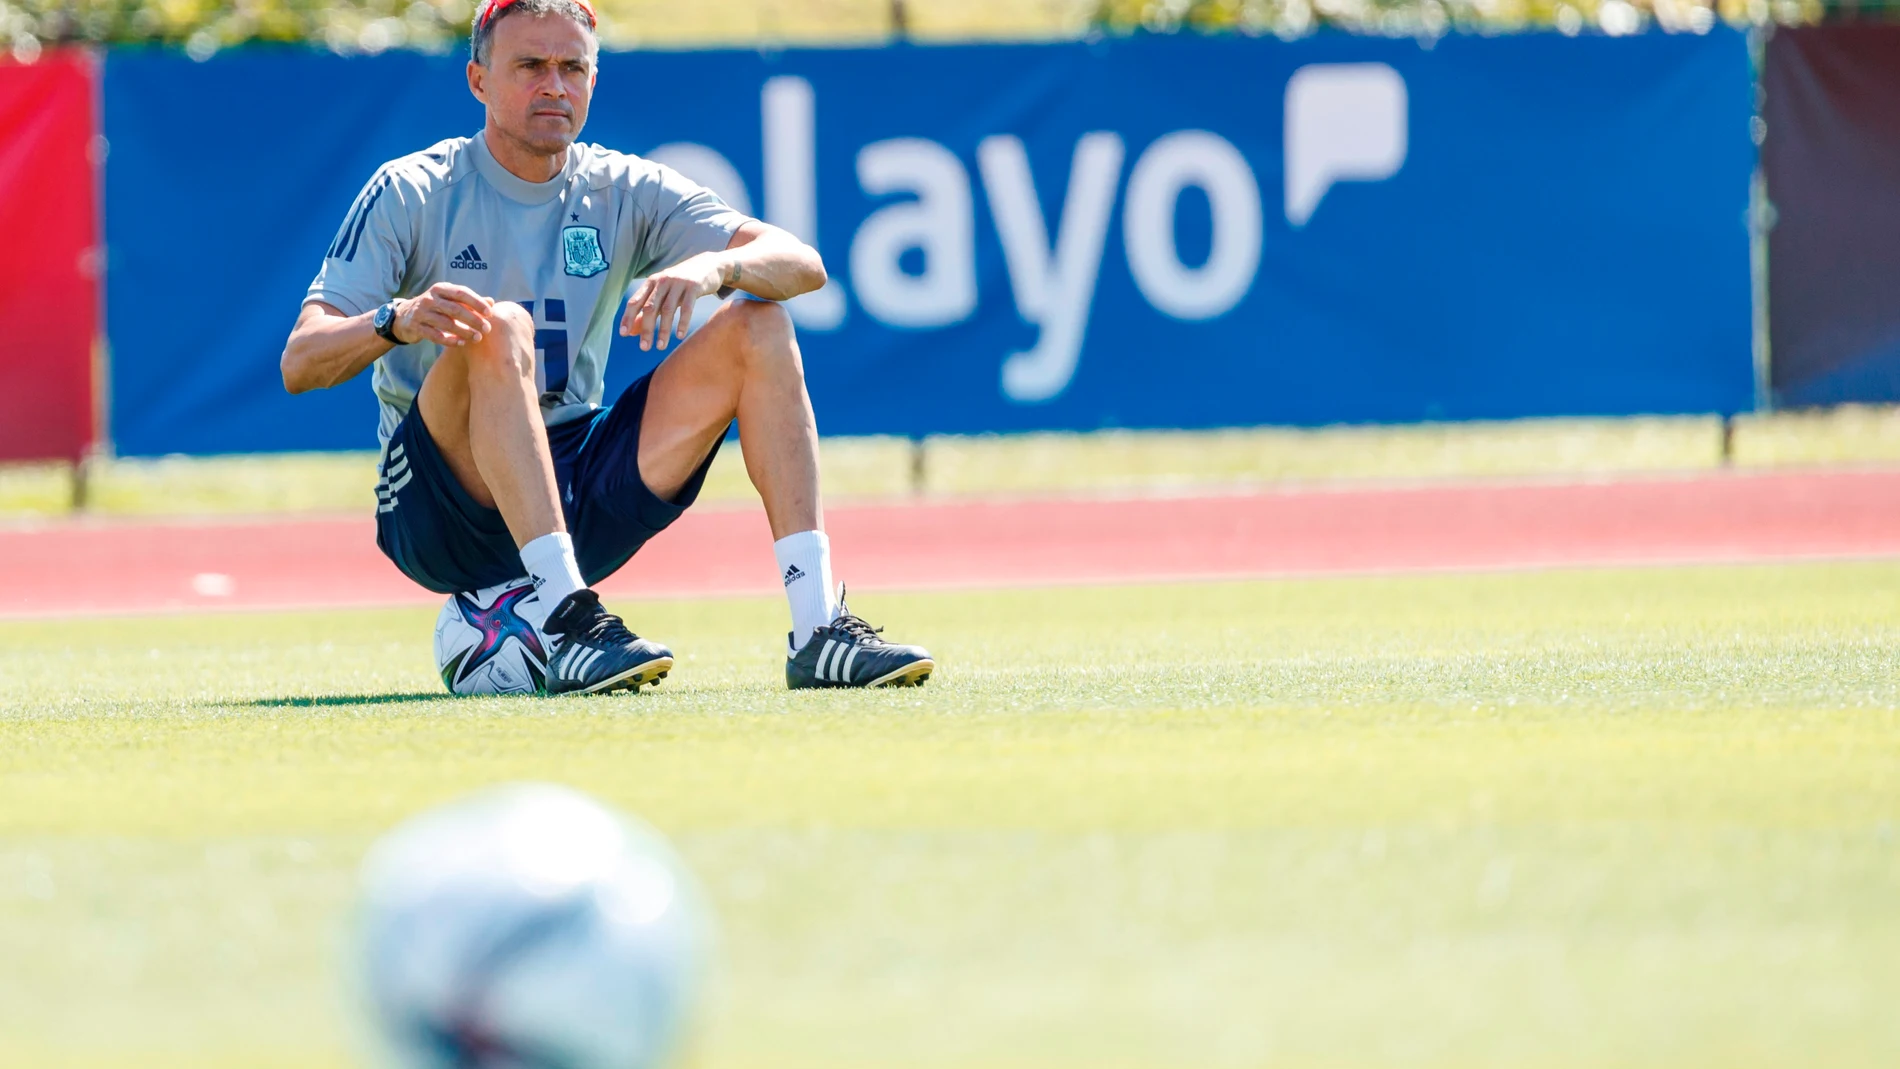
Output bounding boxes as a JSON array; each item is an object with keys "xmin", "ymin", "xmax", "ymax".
[
  {"xmin": 417, "ymin": 300, "xmax": 585, "ymax": 627},
  {"xmin": 637, "ymin": 298, "xmax": 819, "ymax": 538},
  {"xmin": 416, "ymin": 299, "xmax": 671, "ymax": 692},
  {"xmin": 636, "ymin": 298, "xmax": 932, "ymax": 689},
  {"xmin": 416, "ymin": 300, "xmax": 563, "ymax": 548},
  {"xmin": 639, "ymin": 299, "xmax": 833, "ymax": 651}
]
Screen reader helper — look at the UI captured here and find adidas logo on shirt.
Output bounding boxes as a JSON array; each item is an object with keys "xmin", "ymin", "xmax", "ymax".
[
  {"xmin": 449, "ymin": 244, "xmax": 488, "ymax": 270},
  {"xmin": 782, "ymin": 564, "xmax": 806, "ymax": 586}
]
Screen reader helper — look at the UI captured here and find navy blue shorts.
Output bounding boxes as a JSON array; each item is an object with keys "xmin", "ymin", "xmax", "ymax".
[{"xmin": 374, "ymin": 372, "xmax": 723, "ymax": 594}]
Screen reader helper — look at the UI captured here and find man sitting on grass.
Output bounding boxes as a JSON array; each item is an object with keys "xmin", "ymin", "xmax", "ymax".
[{"xmin": 280, "ymin": 0, "xmax": 933, "ymax": 694}]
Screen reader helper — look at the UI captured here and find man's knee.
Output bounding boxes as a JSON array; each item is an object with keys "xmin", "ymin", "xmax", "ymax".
[
  {"xmin": 724, "ymin": 298, "xmax": 797, "ymax": 367},
  {"xmin": 460, "ymin": 300, "xmax": 536, "ymax": 378}
]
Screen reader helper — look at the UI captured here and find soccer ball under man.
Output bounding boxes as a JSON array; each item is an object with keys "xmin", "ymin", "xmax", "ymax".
[
  {"xmin": 354, "ymin": 783, "xmax": 710, "ymax": 1069},
  {"xmin": 435, "ymin": 578, "xmax": 550, "ymax": 696}
]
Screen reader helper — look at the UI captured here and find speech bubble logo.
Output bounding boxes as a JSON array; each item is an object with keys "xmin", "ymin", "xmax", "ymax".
[{"xmin": 1284, "ymin": 63, "xmax": 1408, "ymax": 228}]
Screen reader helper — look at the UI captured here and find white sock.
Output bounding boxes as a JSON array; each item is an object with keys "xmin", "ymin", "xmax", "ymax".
[
  {"xmin": 518, "ymin": 531, "xmax": 585, "ymax": 628},
  {"xmin": 774, "ymin": 529, "xmax": 838, "ymax": 651}
]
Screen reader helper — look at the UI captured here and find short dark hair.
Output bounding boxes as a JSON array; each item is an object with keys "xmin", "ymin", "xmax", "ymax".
[{"xmin": 470, "ymin": 0, "xmax": 598, "ymax": 66}]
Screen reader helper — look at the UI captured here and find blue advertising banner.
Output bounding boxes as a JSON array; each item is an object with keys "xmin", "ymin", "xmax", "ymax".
[{"xmin": 104, "ymin": 31, "xmax": 1753, "ymax": 456}]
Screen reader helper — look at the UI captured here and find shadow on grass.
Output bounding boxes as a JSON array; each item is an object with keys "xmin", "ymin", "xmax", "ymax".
[{"xmin": 239, "ymin": 692, "xmax": 457, "ymax": 708}]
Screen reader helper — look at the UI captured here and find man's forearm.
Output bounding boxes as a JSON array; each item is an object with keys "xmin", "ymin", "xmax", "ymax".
[
  {"xmin": 717, "ymin": 235, "xmax": 827, "ymax": 303},
  {"xmin": 282, "ymin": 306, "xmax": 391, "ymax": 394}
]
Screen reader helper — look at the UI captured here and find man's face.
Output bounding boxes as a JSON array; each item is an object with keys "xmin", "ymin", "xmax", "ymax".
[{"xmin": 469, "ymin": 12, "xmax": 597, "ymax": 157}]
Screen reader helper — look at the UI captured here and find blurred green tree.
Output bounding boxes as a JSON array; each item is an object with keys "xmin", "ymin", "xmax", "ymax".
[
  {"xmin": 1087, "ymin": 0, "xmax": 1824, "ymax": 36},
  {"xmin": 0, "ymin": 0, "xmax": 1835, "ymax": 55},
  {"xmin": 0, "ymin": 0, "xmax": 471, "ymax": 55}
]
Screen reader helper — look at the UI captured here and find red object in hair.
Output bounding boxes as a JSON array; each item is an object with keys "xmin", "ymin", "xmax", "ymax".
[{"xmin": 479, "ymin": 0, "xmax": 596, "ymax": 29}]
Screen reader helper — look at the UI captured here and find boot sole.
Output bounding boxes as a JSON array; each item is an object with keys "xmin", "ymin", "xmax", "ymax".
[
  {"xmin": 866, "ymin": 659, "xmax": 934, "ymax": 688},
  {"xmin": 570, "ymin": 656, "xmax": 674, "ymax": 696}
]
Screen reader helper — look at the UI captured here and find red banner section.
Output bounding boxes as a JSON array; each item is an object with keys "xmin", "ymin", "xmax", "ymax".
[{"xmin": 0, "ymin": 51, "xmax": 97, "ymax": 462}]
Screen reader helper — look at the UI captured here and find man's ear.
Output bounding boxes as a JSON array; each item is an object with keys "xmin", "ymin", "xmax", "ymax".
[{"xmin": 467, "ymin": 60, "xmax": 488, "ymax": 105}]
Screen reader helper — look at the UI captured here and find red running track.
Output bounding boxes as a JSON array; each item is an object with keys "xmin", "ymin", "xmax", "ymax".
[{"xmin": 3, "ymin": 468, "xmax": 1898, "ymax": 618}]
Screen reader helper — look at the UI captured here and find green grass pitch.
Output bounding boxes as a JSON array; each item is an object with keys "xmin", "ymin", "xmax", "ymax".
[{"xmin": 3, "ymin": 562, "xmax": 1898, "ymax": 1068}]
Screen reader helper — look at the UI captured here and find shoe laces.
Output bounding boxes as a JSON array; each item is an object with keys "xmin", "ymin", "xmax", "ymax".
[
  {"xmin": 820, "ymin": 585, "xmax": 884, "ymax": 646},
  {"xmin": 574, "ymin": 607, "xmax": 638, "ymax": 648},
  {"xmin": 830, "ymin": 600, "xmax": 884, "ymax": 646}
]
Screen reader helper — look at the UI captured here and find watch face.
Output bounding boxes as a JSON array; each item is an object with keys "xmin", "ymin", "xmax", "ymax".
[{"xmin": 374, "ymin": 304, "xmax": 394, "ymax": 330}]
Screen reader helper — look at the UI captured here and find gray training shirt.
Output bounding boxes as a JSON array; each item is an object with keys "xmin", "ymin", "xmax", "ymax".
[{"xmin": 306, "ymin": 132, "xmax": 748, "ymax": 446}]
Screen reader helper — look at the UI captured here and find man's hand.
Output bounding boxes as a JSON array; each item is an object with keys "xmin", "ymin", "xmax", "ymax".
[
  {"xmin": 620, "ymin": 252, "xmax": 735, "ymax": 352},
  {"xmin": 395, "ymin": 283, "xmax": 496, "ymax": 347}
]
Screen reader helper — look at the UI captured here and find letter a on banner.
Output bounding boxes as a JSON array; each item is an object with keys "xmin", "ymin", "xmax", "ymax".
[{"xmin": 850, "ymin": 138, "xmax": 977, "ymax": 329}]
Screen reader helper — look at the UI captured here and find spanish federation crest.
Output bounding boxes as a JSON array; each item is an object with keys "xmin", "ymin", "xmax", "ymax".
[{"xmin": 561, "ymin": 225, "xmax": 608, "ymax": 278}]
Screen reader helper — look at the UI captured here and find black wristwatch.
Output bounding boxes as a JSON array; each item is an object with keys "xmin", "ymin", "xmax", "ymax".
[{"xmin": 372, "ymin": 300, "xmax": 404, "ymax": 345}]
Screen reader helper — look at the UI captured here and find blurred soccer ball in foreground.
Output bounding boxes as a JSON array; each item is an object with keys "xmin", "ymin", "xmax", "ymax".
[
  {"xmin": 434, "ymin": 578, "xmax": 548, "ymax": 696},
  {"xmin": 355, "ymin": 784, "xmax": 709, "ymax": 1069}
]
